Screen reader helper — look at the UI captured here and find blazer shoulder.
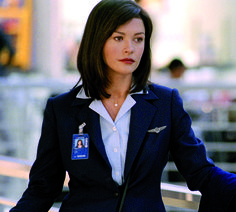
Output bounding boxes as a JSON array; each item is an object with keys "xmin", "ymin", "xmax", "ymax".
[
  {"xmin": 49, "ymin": 85, "xmax": 82, "ymax": 105},
  {"xmin": 148, "ymin": 83, "xmax": 176, "ymax": 98}
]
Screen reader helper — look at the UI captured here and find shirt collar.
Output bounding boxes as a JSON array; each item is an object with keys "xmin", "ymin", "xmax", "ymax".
[
  {"xmin": 76, "ymin": 87, "xmax": 148, "ymax": 99},
  {"xmin": 76, "ymin": 87, "xmax": 90, "ymax": 99}
]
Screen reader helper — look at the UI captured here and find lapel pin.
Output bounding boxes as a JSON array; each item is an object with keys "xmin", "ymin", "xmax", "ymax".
[{"xmin": 148, "ymin": 126, "xmax": 167, "ymax": 134}]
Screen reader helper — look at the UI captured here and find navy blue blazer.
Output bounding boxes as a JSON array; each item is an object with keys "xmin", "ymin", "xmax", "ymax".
[{"xmin": 11, "ymin": 84, "xmax": 236, "ymax": 212}]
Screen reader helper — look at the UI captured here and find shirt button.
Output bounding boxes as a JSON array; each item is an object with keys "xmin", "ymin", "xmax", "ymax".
[
  {"xmin": 114, "ymin": 148, "xmax": 118, "ymax": 152},
  {"xmin": 112, "ymin": 126, "xmax": 117, "ymax": 131}
]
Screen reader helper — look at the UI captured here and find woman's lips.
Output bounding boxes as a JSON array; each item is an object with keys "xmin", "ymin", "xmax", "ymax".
[{"xmin": 119, "ymin": 58, "xmax": 135, "ymax": 64}]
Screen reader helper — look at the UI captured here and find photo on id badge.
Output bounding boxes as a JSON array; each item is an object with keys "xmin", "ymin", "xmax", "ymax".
[{"xmin": 72, "ymin": 134, "xmax": 89, "ymax": 160}]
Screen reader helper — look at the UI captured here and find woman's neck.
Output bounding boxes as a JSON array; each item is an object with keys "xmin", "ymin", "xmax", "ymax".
[
  {"xmin": 101, "ymin": 76, "xmax": 132, "ymax": 121},
  {"xmin": 106, "ymin": 74, "xmax": 132, "ymax": 98}
]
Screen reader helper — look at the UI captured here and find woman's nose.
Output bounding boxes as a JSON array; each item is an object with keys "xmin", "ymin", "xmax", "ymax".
[{"xmin": 123, "ymin": 40, "xmax": 134, "ymax": 54}]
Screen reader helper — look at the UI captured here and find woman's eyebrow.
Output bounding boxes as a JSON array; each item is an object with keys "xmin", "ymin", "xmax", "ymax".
[
  {"xmin": 114, "ymin": 31, "xmax": 145, "ymax": 35},
  {"xmin": 135, "ymin": 32, "xmax": 145, "ymax": 36}
]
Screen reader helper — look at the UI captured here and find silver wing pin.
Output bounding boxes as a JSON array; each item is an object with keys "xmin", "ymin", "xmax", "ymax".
[{"xmin": 147, "ymin": 126, "xmax": 167, "ymax": 133}]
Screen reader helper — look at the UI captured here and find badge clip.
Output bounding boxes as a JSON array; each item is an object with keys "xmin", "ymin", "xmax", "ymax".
[{"xmin": 79, "ymin": 122, "xmax": 86, "ymax": 134}]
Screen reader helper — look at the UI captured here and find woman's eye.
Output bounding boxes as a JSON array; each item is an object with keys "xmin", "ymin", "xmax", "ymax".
[
  {"xmin": 135, "ymin": 37, "xmax": 144, "ymax": 43},
  {"xmin": 114, "ymin": 36, "xmax": 123, "ymax": 41}
]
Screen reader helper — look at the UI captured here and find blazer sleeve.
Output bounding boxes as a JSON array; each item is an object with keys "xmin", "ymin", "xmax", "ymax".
[
  {"xmin": 10, "ymin": 98, "xmax": 66, "ymax": 212},
  {"xmin": 169, "ymin": 88, "xmax": 236, "ymax": 211}
]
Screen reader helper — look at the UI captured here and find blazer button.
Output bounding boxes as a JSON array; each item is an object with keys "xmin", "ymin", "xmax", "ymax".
[{"xmin": 114, "ymin": 192, "xmax": 119, "ymax": 197}]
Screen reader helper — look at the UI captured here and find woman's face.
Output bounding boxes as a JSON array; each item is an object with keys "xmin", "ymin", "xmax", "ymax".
[{"xmin": 103, "ymin": 18, "xmax": 145, "ymax": 78}]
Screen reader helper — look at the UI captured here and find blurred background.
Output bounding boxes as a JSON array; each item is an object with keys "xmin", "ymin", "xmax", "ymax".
[{"xmin": 0, "ymin": 0, "xmax": 236, "ymax": 211}]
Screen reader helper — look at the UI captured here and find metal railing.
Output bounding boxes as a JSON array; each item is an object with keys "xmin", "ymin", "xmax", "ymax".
[{"xmin": 0, "ymin": 155, "xmax": 201, "ymax": 211}]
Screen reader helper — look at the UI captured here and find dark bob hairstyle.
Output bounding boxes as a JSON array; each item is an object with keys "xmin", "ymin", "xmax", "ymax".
[{"xmin": 75, "ymin": 0, "xmax": 153, "ymax": 99}]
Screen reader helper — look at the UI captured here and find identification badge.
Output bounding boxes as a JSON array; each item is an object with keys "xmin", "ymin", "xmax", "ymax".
[{"xmin": 72, "ymin": 134, "xmax": 89, "ymax": 160}]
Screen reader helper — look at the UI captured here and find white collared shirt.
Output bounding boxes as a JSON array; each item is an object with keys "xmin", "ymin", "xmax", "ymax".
[{"xmin": 76, "ymin": 87, "xmax": 145, "ymax": 185}]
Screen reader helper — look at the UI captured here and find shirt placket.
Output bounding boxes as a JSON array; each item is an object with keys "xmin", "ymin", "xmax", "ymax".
[{"xmin": 111, "ymin": 124, "xmax": 123, "ymax": 185}]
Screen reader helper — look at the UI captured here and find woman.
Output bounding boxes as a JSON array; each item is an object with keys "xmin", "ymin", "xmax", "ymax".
[
  {"xmin": 10, "ymin": 0, "xmax": 236, "ymax": 211},
  {"xmin": 76, "ymin": 140, "xmax": 84, "ymax": 149}
]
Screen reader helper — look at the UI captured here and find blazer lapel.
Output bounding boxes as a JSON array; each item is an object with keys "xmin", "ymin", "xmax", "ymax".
[
  {"xmin": 72, "ymin": 98, "xmax": 111, "ymax": 168},
  {"xmin": 124, "ymin": 91, "xmax": 158, "ymax": 179}
]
